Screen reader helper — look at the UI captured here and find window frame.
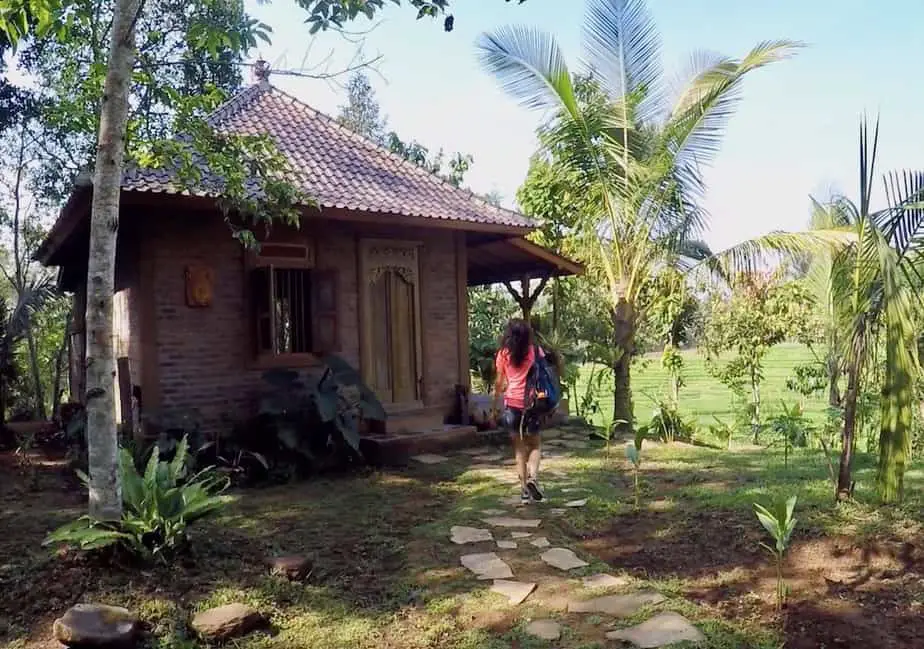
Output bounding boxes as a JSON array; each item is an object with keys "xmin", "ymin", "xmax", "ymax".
[{"xmin": 245, "ymin": 243, "xmax": 318, "ymax": 369}]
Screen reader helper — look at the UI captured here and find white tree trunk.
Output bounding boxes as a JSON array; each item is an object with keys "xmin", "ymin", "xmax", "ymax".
[{"xmin": 85, "ymin": 0, "xmax": 143, "ymax": 520}]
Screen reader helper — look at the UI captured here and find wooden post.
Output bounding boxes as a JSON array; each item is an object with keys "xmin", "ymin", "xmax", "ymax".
[{"xmin": 503, "ymin": 274, "xmax": 551, "ymax": 322}]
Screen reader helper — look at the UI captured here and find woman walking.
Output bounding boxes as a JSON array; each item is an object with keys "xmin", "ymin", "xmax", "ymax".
[{"xmin": 492, "ymin": 319, "xmax": 545, "ymax": 504}]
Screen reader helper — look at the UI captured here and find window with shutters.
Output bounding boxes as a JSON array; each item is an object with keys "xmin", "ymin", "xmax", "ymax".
[{"xmin": 247, "ymin": 243, "xmax": 338, "ymax": 365}]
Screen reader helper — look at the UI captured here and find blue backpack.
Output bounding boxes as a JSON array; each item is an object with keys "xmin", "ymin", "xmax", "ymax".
[{"xmin": 525, "ymin": 345, "xmax": 561, "ymax": 415}]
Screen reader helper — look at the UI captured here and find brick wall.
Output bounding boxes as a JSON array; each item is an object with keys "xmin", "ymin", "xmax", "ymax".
[{"xmin": 143, "ymin": 212, "xmax": 461, "ymax": 435}]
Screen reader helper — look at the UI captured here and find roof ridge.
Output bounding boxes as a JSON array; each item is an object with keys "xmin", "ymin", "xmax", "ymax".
[
  {"xmin": 259, "ymin": 83, "xmax": 525, "ymax": 221},
  {"xmin": 205, "ymin": 82, "xmax": 272, "ymax": 127}
]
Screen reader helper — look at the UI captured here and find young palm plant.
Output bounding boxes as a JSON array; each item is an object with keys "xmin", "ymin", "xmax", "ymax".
[
  {"xmin": 795, "ymin": 119, "xmax": 924, "ymax": 503},
  {"xmin": 477, "ymin": 0, "xmax": 800, "ymax": 431},
  {"xmin": 754, "ymin": 495, "xmax": 797, "ymax": 611}
]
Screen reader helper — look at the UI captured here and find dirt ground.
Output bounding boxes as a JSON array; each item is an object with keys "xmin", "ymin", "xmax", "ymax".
[{"xmin": 581, "ymin": 507, "xmax": 924, "ymax": 648}]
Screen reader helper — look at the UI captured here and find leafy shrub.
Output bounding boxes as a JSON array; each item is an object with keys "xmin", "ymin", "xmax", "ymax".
[
  {"xmin": 44, "ymin": 436, "xmax": 231, "ymax": 562},
  {"xmin": 767, "ymin": 401, "xmax": 813, "ymax": 468},
  {"xmin": 638, "ymin": 401, "xmax": 696, "ymax": 444},
  {"xmin": 708, "ymin": 416, "xmax": 737, "ymax": 450},
  {"xmin": 240, "ymin": 355, "xmax": 385, "ymax": 476}
]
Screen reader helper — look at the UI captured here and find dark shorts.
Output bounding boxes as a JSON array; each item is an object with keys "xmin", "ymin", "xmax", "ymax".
[{"xmin": 503, "ymin": 407, "xmax": 540, "ymax": 436}]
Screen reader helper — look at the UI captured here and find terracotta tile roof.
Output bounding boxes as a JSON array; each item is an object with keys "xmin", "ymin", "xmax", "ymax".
[{"xmin": 122, "ymin": 82, "xmax": 533, "ymax": 229}]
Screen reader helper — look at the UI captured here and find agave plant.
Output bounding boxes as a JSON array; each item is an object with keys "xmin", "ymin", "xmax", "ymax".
[
  {"xmin": 44, "ymin": 436, "xmax": 232, "ymax": 561},
  {"xmin": 477, "ymin": 0, "xmax": 801, "ymax": 432}
]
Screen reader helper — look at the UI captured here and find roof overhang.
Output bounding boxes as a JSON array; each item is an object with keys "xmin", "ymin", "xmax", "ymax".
[
  {"xmin": 35, "ymin": 189, "xmax": 534, "ymax": 268},
  {"xmin": 467, "ymin": 237, "xmax": 583, "ymax": 286}
]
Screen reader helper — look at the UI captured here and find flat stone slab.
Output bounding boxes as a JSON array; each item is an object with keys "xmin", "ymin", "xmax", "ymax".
[
  {"xmin": 541, "ymin": 547, "xmax": 589, "ymax": 570},
  {"xmin": 497, "ymin": 540, "xmax": 518, "ymax": 549},
  {"xmin": 525, "ymin": 619, "xmax": 561, "ymax": 641},
  {"xmin": 491, "ymin": 579, "xmax": 536, "ymax": 605},
  {"xmin": 412, "ymin": 454, "xmax": 450, "ymax": 464},
  {"xmin": 562, "ymin": 487, "xmax": 589, "ymax": 493},
  {"xmin": 480, "ymin": 508, "xmax": 507, "ymax": 516},
  {"xmin": 569, "ymin": 591, "xmax": 665, "ymax": 617},
  {"xmin": 450, "ymin": 526, "xmax": 494, "ymax": 544},
  {"xmin": 530, "ymin": 536, "xmax": 551, "ymax": 548},
  {"xmin": 53, "ymin": 604, "xmax": 138, "ymax": 647},
  {"xmin": 544, "ymin": 439, "xmax": 567, "ymax": 447},
  {"xmin": 460, "ymin": 552, "xmax": 514, "ymax": 580},
  {"xmin": 565, "ymin": 498, "xmax": 588, "ymax": 507},
  {"xmin": 192, "ymin": 603, "xmax": 266, "ymax": 640},
  {"xmin": 500, "ymin": 495, "xmax": 524, "ymax": 506},
  {"xmin": 583, "ymin": 573, "xmax": 631, "ymax": 590},
  {"xmin": 482, "ymin": 516, "xmax": 542, "ymax": 529},
  {"xmin": 561, "ymin": 439, "xmax": 589, "ymax": 449},
  {"xmin": 605, "ymin": 611, "xmax": 704, "ymax": 647},
  {"xmin": 549, "ymin": 508, "xmax": 567, "ymax": 516},
  {"xmin": 511, "ymin": 532, "xmax": 532, "ymax": 539}
]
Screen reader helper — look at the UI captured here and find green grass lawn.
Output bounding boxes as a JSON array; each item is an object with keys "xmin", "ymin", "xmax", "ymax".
[{"xmin": 575, "ymin": 343, "xmax": 827, "ymax": 430}]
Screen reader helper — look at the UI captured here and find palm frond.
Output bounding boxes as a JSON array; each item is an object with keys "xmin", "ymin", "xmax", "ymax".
[
  {"xmin": 704, "ymin": 228, "xmax": 856, "ymax": 278},
  {"xmin": 476, "ymin": 26, "xmax": 579, "ymax": 115},
  {"xmin": 664, "ymin": 40, "xmax": 802, "ymax": 168},
  {"xmin": 858, "ymin": 115, "xmax": 879, "ymax": 218},
  {"xmin": 582, "ymin": 0, "xmax": 663, "ymax": 123},
  {"xmin": 7, "ymin": 273, "xmax": 57, "ymax": 341},
  {"xmin": 880, "ymin": 169, "xmax": 924, "ymax": 261}
]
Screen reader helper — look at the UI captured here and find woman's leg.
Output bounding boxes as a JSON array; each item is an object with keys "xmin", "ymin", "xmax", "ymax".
[
  {"xmin": 525, "ymin": 433, "xmax": 541, "ymax": 482},
  {"xmin": 512, "ymin": 434, "xmax": 529, "ymax": 490}
]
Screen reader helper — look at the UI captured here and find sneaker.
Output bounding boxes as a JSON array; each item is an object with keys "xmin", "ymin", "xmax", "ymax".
[
  {"xmin": 520, "ymin": 488, "xmax": 531, "ymax": 505},
  {"xmin": 526, "ymin": 479, "xmax": 544, "ymax": 502}
]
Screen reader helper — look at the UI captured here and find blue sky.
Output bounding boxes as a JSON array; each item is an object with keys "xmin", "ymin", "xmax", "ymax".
[{"xmin": 246, "ymin": 0, "xmax": 924, "ymax": 251}]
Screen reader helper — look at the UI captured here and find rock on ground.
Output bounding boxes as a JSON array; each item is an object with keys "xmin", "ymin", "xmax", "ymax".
[
  {"xmin": 450, "ymin": 526, "xmax": 494, "ymax": 544},
  {"xmin": 541, "ymin": 547, "xmax": 589, "ymax": 570},
  {"xmin": 490, "ymin": 580, "xmax": 536, "ymax": 605},
  {"xmin": 497, "ymin": 540, "xmax": 518, "ymax": 549},
  {"xmin": 564, "ymin": 499, "xmax": 588, "ymax": 507},
  {"xmin": 412, "ymin": 454, "xmax": 450, "ymax": 464},
  {"xmin": 460, "ymin": 552, "xmax": 514, "ymax": 580},
  {"xmin": 525, "ymin": 619, "xmax": 562, "ymax": 641},
  {"xmin": 482, "ymin": 516, "xmax": 542, "ymax": 529},
  {"xmin": 568, "ymin": 591, "xmax": 665, "ymax": 617},
  {"xmin": 53, "ymin": 604, "xmax": 138, "ymax": 648},
  {"xmin": 269, "ymin": 555, "xmax": 313, "ymax": 580},
  {"xmin": 530, "ymin": 536, "xmax": 551, "ymax": 548},
  {"xmin": 605, "ymin": 611, "xmax": 705, "ymax": 648},
  {"xmin": 191, "ymin": 603, "xmax": 265, "ymax": 640}
]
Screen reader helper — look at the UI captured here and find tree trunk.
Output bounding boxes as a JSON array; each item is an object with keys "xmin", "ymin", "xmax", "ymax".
[
  {"xmin": 52, "ymin": 317, "xmax": 70, "ymax": 417},
  {"xmin": 751, "ymin": 371, "xmax": 761, "ymax": 444},
  {"xmin": 837, "ymin": 361, "xmax": 860, "ymax": 501},
  {"xmin": 877, "ymin": 326, "xmax": 913, "ymax": 503},
  {"xmin": 827, "ymin": 359, "xmax": 841, "ymax": 408},
  {"xmin": 84, "ymin": 0, "xmax": 143, "ymax": 521},
  {"xmin": 25, "ymin": 323, "xmax": 46, "ymax": 419},
  {"xmin": 611, "ymin": 300, "xmax": 635, "ymax": 434}
]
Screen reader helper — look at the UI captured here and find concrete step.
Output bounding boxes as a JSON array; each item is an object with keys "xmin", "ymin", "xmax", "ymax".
[{"xmin": 361, "ymin": 424, "xmax": 479, "ymax": 465}]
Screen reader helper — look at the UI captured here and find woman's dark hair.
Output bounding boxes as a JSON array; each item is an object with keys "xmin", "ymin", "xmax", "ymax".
[{"xmin": 501, "ymin": 318, "xmax": 533, "ymax": 367}]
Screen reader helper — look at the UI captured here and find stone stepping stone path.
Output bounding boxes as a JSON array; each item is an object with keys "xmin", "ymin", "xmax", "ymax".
[
  {"xmin": 460, "ymin": 552, "xmax": 514, "ymax": 580},
  {"xmin": 422, "ymin": 438, "xmax": 715, "ymax": 648},
  {"xmin": 605, "ymin": 611, "xmax": 705, "ymax": 647},
  {"xmin": 568, "ymin": 591, "xmax": 665, "ymax": 617},
  {"xmin": 541, "ymin": 547, "xmax": 589, "ymax": 570},
  {"xmin": 525, "ymin": 619, "xmax": 562, "ymax": 641},
  {"xmin": 482, "ymin": 516, "xmax": 542, "ymax": 529},
  {"xmin": 412, "ymin": 453, "xmax": 450, "ymax": 464},
  {"xmin": 583, "ymin": 573, "xmax": 631, "ymax": 590},
  {"xmin": 491, "ymin": 579, "xmax": 536, "ymax": 605},
  {"xmin": 450, "ymin": 526, "xmax": 494, "ymax": 544}
]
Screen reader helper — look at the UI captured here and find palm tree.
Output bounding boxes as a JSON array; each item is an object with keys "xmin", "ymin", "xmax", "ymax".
[
  {"xmin": 477, "ymin": 0, "xmax": 799, "ymax": 429},
  {"xmin": 800, "ymin": 118, "xmax": 924, "ymax": 503}
]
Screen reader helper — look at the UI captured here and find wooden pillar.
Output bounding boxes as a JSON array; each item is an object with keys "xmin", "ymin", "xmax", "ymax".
[{"xmin": 503, "ymin": 274, "xmax": 550, "ymax": 323}]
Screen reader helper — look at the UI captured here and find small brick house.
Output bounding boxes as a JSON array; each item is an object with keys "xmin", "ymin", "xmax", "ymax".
[{"xmin": 36, "ymin": 78, "xmax": 580, "ymax": 441}]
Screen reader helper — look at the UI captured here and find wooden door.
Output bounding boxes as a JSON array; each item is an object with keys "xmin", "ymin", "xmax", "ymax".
[{"xmin": 369, "ymin": 269, "xmax": 419, "ymax": 403}]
